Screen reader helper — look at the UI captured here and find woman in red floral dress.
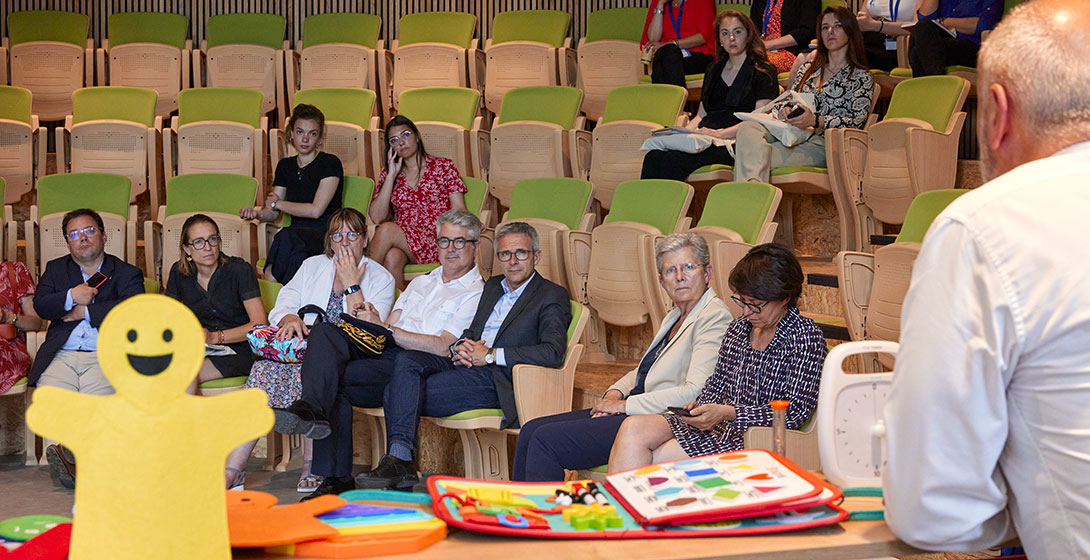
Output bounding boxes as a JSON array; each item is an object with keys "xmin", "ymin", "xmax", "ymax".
[
  {"xmin": 750, "ymin": 0, "xmax": 822, "ymax": 73},
  {"xmin": 369, "ymin": 115, "xmax": 468, "ymax": 289},
  {"xmin": 0, "ymin": 262, "xmax": 44, "ymax": 394}
]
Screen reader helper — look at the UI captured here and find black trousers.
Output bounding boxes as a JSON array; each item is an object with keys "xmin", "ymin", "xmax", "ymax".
[
  {"xmin": 908, "ymin": 19, "xmax": 980, "ymax": 77},
  {"xmin": 641, "ymin": 145, "xmax": 735, "ymax": 181},
  {"xmin": 863, "ymin": 31, "xmax": 900, "ymax": 72},
  {"xmin": 299, "ymin": 322, "xmax": 401, "ymax": 478},
  {"xmin": 651, "ymin": 44, "xmax": 714, "ymax": 88},
  {"xmin": 266, "ymin": 225, "xmax": 325, "ymax": 284}
]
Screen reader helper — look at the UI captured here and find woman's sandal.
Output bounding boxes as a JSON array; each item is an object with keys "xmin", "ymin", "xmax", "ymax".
[
  {"xmin": 297, "ymin": 460, "xmax": 324, "ymax": 493},
  {"xmin": 226, "ymin": 467, "xmax": 246, "ymax": 491}
]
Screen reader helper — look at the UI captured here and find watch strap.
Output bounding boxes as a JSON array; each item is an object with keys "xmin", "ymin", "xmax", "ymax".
[{"xmin": 342, "ymin": 284, "xmax": 361, "ymax": 296}]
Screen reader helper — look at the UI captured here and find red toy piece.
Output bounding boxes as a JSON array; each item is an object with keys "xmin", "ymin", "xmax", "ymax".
[{"xmin": 0, "ymin": 523, "xmax": 72, "ymax": 560}]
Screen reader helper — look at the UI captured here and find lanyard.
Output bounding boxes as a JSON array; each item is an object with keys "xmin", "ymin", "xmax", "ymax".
[
  {"xmin": 762, "ymin": 0, "xmax": 783, "ymax": 34},
  {"xmin": 667, "ymin": 0, "xmax": 685, "ymax": 41},
  {"xmin": 869, "ymin": 0, "xmax": 903, "ymax": 21}
]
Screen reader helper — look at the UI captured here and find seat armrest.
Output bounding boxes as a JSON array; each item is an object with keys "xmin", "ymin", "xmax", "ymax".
[
  {"xmin": 144, "ymin": 221, "xmax": 162, "ymax": 283},
  {"xmin": 561, "ymin": 230, "xmax": 592, "ymax": 304},
  {"xmin": 95, "ymin": 47, "xmax": 106, "ymax": 85}
]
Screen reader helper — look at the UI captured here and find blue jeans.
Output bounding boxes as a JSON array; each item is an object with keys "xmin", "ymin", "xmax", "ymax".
[
  {"xmin": 512, "ymin": 408, "xmax": 628, "ymax": 481},
  {"xmin": 383, "ymin": 350, "xmax": 502, "ymax": 457}
]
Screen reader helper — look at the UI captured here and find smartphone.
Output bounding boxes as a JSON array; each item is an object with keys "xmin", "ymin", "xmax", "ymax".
[
  {"xmin": 87, "ymin": 271, "xmax": 108, "ymax": 288},
  {"xmin": 667, "ymin": 406, "xmax": 693, "ymax": 417},
  {"xmin": 787, "ymin": 106, "xmax": 806, "ymax": 119}
]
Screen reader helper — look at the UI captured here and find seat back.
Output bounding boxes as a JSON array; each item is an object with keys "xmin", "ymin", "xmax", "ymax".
[
  {"xmin": 695, "ymin": 181, "xmax": 782, "ymax": 244},
  {"xmin": 0, "ymin": 86, "xmax": 35, "ymax": 203},
  {"xmin": 716, "ymin": 3, "xmax": 752, "ymax": 14},
  {"xmin": 584, "ymin": 8, "xmax": 646, "ymax": 43},
  {"xmin": 69, "ymin": 87, "xmax": 157, "ymax": 201},
  {"xmin": 144, "ymin": 276, "xmax": 160, "ymax": 294},
  {"xmin": 108, "ymin": 12, "xmax": 188, "ymax": 50},
  {"xmin": 8, "ymin": 10, "xmax": 89, "ymax": 120},
  {"xmin": 396, "ymin": 87, "xmax": 481, "ymax": 178},
  {"xmin": 496, "ymin": 85, "xmax": 581, "ymax": 128},
  {"xmin": 164, "ymin": 174, "xmax": 259, "ymax": 216},
  {"xmin": 178, "ymin": 87, "xmax": 263, "ymax": 128},
  {"xmin": 600, "ymin": 84, "xmax": 686, "ymax": 127},
  {"xmin": 72, "ymin": 86, "xmax": 157, "ymax": 127},
  {"xmin": 462, "ymin": 176, "xmax": 488, "ymax": 218},
  {"xmin": 399, "ymin": 12, "xmax": 476, "ymax": 48},
  {"xmin": 577, "ymin": 8, "xmax": 646, "ymax": 121},
  {"xmin": 485, "ymin": 10, "xmax": 570, "ymax": 113},
  {"xmin": 35, "ymin": 173, "xmax": 131, "ymax": 276},
  {"xmin": 106, "ymin": 13, "xmax": 189, "ymax": 117},
  {"xmin": 393, "ymin": 12, "xmax": 478, "ymax": 104},
  {"xmin": 606, "ymin": 179, "xmax": 692, "ymax": 236},
  {"xmin": 341, "ymin": 175, "xmax": 375, "ymax": 214},
  {"xmin": 497, "ymin": 178, "xmax": 592, "ymax": 289},
  {"xmin": 491, "ymin": 10, "xmax": 569, "ymax": 47},
  {"xmin": 290, "ymin": 88, "xmax": 375, "ymax": 177},
  {"xmin": 885, "ymin": 75, "xmax": 968, "ymax": 133},
  {"xmin": 894, "ymin": 189, "xmax": 968, "ymax": 243},
  {"xmin": 206, "ymin": 13, "xmax": 286, "ymax": 50},
  {"xmin": 175, "ymin": 88, "xmax": 262, "ymax": 178},
  {"xmin": 302, "ymin": 13, "xmax": 380, "ymax": 49},
  {"xmin": 299, "ymin": 13, "xmax": 381, "ymax": 92},
  {"xmin": 205, "ymin": 14, "xmax": 286, "ymax": 116},
  {"xmin": 258, "ymin": 279, "xmax": 282, "ymax": 313}
]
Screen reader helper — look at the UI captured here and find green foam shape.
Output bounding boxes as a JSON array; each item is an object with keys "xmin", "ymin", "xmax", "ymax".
[
  {"xmin": 715, "ymin": 488, "xmax": 742, "ymax": 500},
  {"xmin": 695, "ymin": 477, "xmax": 730, "ymax": 489}
]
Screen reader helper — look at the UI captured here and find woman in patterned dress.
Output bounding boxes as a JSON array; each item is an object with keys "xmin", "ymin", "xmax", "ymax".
[
  {"xmin": 750, "ymin": 0, "xmax": 821, "ymax": 73},
  {"xmin": 608, "ymin": 244, "xmax": 826, "ymax": 471},
  {"xmin": 368, "ymin": 115, "xmax": 468, "ymax": 290},
  {"xmin": 0, "ymin": 262, "xmax": 43, "ymax": 394}
]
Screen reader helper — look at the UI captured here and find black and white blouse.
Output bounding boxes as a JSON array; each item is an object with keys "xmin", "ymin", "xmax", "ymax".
[
  {"xmin": 665, "ymin": 305, "xmax": 827, "ymax": 457},
  {"xmin": 792, "ymin": 62, "xmax": 874, "ymax": 131}
]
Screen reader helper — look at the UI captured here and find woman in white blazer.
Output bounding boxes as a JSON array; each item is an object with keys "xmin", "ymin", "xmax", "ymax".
[{"xmin": 512, "ymin": 232, "xmax": 733, "ymax": 481}]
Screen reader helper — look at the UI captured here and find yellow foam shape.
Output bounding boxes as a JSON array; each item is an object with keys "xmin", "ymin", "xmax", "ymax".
[
  {"xmin": 26, "ymin": 295, "xmax": 273, "ymax": 560},
  {"xmin": 337, "ymin": 519, "xmax": 446, "ymax": 535},
  {"xmin": 635, "ymin": 465, "xmax": 661, "ymax": 475},
  {"xmin": 465, "ymin": 487, "xmax": 535, "ymax": 508}
]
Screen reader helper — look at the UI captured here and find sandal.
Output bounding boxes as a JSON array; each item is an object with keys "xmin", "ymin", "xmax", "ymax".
[
  {"xmin": 297, "ymin": 460, "xmax": 324, "ymax": 493},
  {"xmin": 226, "ymin": 467, "xmax": 246, "ymax": 491}
]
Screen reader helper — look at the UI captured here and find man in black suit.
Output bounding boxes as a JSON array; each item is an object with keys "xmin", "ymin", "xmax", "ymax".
[
  {"xmin": 31, "ymin": 208, "xmax": 144, "ymax": 488},
  {"xmin": 357, "ymin": 222, "xmax": 571, "ymax": 489}
]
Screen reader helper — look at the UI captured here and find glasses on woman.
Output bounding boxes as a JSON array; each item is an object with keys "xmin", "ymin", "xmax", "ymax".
[
  {"xmin": 187, "ymin": 235, "xmax": 221, "ymax": 250},
  {"xmin": 437, "ymin": 236, "xmax": 476, "ymax": 249},
  {"xmin": 496, "ymin": 248, "xmax": 533, "ymax": 262},
  {"xmin": 65, "ymin": 226, "xmax": 99, "ymax": 241},
  {"xmin": 730, "ymin": 295, "xmax": 767, "ymax": 314},
  {"xmin": 662, "ymin": 262, "xmax": 703, "ymax": 276},
  {"xmin": 388, "ymin": 130, "xmax": 413, "ymax": 147},
  {"xmin": 329, "ymin": 231, "xmax": 362, "ymax": 243}
]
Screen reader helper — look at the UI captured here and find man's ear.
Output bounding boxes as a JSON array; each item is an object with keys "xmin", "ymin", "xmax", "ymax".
[{"xmin": 985, "ymin": 82, "xmax": 1012, "ymax": 152}]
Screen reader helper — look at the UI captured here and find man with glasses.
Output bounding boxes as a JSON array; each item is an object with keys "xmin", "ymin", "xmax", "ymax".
[
  {"xmin": 355, "ymin": 221, "xmax": 571, "ymax": 490},
  {"xmin": 274, "ymin": 210, "xmax": 487, "ymax": 499},
  {"xmin": 30, "ymin": 208, "xmax": 144, "ymax": 489}
]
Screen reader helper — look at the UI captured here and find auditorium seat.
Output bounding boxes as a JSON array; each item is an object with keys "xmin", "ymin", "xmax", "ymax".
[
  {"xmin": 576, "ymin": 7, "xmax": 647, "ymax": 122},
  {"xmin": 195, "ymin": 13, "xmax": 287, "ymax": 118},
  {"xmin": 385, "ymin": 12, "xmax": 482, "ymax": 114},
  {"xmin": 96, "ymin": 12, "xmax": 190, "ymax": 118},
  {"xmin": 0, "ymin": 86, "xmax": 46, "ymax": 205},
  {"xmin": 0, "ymin": 178, "xmax": 14, "ymax": 260},
  {"xmin": 1, "ymin": 10, "xmax": 92, "ymax": 121},
  {"xmin": 483, "ymin": 10, "xmax": 575, "ymax": 115},
  {"xmin": 274, "ymin": 88, "xmax": 379, "ymax": 179},
  {"xmin": 287, "ymin": 13, "xmax": 385, "ymax": 119},
  {"xmin": 388, "ymin": 87, "xmax": 485, "ymax": 179}
]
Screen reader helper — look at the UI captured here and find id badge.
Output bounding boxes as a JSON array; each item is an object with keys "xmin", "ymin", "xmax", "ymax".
[
  {"xmin": 885, "ymin": 38, "xmax": 897, "ymax": 50},
  {"xmin": 681, "ymin": 48, "xmax": 691, "ymax": 57}
]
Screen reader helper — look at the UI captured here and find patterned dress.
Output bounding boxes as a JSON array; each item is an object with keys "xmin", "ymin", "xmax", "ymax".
[
  {"xmin": 374, "ymin": 155, "xmax": 467, "ymax": 265},
  {"xmin": 763, "ymin": 0, "xmax": 798, "ymax": 73},
  {"xmin": 245, "ymin": 291, "xmax": 345, "ymax": 408},
  {"xmin": 666, "ymin": 306, "xmax": 826, "ymax": 456},
  {"xmin": 0, "ymin": 262, "xmax": 34, "ymax": 394}
]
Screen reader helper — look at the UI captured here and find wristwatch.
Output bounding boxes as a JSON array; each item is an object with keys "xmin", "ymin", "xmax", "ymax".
[
  {"xmin": 342, "ymin": 284, "xmax": 361, "ymax": 296},
  {"xmin": 270, "ymin": 200, "xmax": 277, "ymax": 211},
  {"xmin": 485, "ymin": 348, "xmax": 496, "ymax": 365},
  {"xmin": 653, "ymin": 8, "xmax": 663, "ymax": 14}
]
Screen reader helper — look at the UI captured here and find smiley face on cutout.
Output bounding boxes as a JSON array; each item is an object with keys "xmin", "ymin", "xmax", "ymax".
[{"xmin": 98, "ymin": 294, "xmax": 205, "ymax": 402}]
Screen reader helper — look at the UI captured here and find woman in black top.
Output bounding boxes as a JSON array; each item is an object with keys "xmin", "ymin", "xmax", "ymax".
[
  {"xmin": 641, "ymin": 10, "xmax": 780, "ymax": 181},
  {"xmin": 241, "ymin": 104, "xmax": 344, "ymax": 284},
  {"xmin": 166, "ymin": 214, "xmax": 267, "ymax": 394}
]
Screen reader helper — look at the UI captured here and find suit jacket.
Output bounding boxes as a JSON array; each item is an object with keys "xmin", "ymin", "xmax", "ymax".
[
  {"xmin": 463, "ymin": 272, "xmax": 571, "ymax": 429},
  {"xmin": 750, "ymin": 0, "xmax": 822, "ymax": 56},
  {"xmin": 608, "ymin": 287, "xmax": 733, "ymax": 416},
  {"xmin": 29, "ymin": 254, "xmax": 145, "ymax": 385}
]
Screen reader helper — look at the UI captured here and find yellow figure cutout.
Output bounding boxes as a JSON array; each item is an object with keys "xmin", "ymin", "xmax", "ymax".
[{"xmin": 26, "ymin": 295, "xmax": 273, "ymax": 560}]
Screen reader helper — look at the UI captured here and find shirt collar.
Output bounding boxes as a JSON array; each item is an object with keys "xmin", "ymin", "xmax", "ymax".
[
  {"xmin": 501, "ymin": 272, "xmax": 536, "ymax": 297},
  {"xmin": 435, "ymin": 265, "xmax": 482, "ymax": 287}
]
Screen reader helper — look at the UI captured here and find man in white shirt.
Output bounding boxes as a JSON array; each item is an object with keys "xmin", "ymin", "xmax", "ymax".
[
  {"xmin": 883, "ymin": 1, "xmax": 1090, "ymax": 556},
  {"xmin": 275, "ymin": 210, "xmax": 485, "ymax": 500}
]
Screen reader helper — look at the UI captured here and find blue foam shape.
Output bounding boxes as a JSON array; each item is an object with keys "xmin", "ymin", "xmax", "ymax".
[
  {"xmin": 321, "ymin": 512, "xmax": 433, "ymax": 528},
  {"xmin": 684, "ymin": 467, "xmax": 718, "ymax": 477},
  {"xmin": 319, "ymin": 504, "xmax": 417, "ymax": 520},
  {"xmin": 654, "ymin": 487, "xmax": 683, "ymax": 497},
  {"xmin": 339, "ymin": 489, "xmax": 433, "ymax": 505},
  {"xmin": 673, "ymin": 459, "xmax": 703, "ymax": 467}
]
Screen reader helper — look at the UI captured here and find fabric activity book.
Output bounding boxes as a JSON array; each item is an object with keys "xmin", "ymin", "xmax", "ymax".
[{"xmin": 429, "ymin": 449, "xmax": 846, "ymax": 539}]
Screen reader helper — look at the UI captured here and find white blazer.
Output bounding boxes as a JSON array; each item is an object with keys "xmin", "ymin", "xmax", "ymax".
[{"xmin": 269, "ymin": 253, "xmax": 395, "ymax": 325}]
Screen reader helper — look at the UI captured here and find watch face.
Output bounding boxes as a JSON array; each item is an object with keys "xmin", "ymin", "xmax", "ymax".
[{"xmin": 485, "ymin": 352, "xmax": 494, "ymax": 364}]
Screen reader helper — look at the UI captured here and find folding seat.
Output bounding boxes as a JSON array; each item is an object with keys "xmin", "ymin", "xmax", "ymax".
[
  {"xmin": 195, "ymin": 13, "xmax": 287, "ymax": 118},
  {"xmin": 588, "ymin": 84, "xmax": 687, "ymax": 210},
  {"xmin": 273, "ymin": 88, "xmax": 378, "ymax": 179},
  {"xmin": 1, "ymin": 11, "xmax": 92, "ymax": 121},
  {"xmin": 390, "ymin": 87, "xmax": 486, "ymax": 179},
  {"xmin": 26, "ymin": 173, "xmax": 136, "ymax": 279},
  {"xmin": 828, "ymin": 76, "xmax": 969, "ymax": 252},
  {"xmin": 483, "ymin": 10, "xmax": 575, "ymax": 115},
  {"xmin": 485, "ymin": 86, "xmax": 586, "ymax": 212},
  {"xmin": 0, "ymin": 179, "xmax": 13, "ymax": 260},
  {"xmin": 55, "ymin": 87, "xmax": 161, "ymax": 208},
  {"xmin": 837, "ymin": 189, "xmax": 967, "ymax": 371},
  {"xmin": 164, "ymin": 88, "xmax": 267, "ymax": 201},
  {"xmin": 385, "ymin": 12, "xmax": 481, "ymax": 114},
  {"xmin": 287, "ymin": 13, "xmax": 384, "ymax": 119},
  {"xmin": 576, "ymin": 8, "xmax": 647, "ymax": 122},
  {"xmin": 0, "ymin": 86, "xmax": 46, "ymax": 205},
  {"xmin": 562, "ymin": 179, "xmax": 693, "ymax": 361},
  {"xmin": 96, "ymin": 12, "xmax": 190, "ymax": 118},
  {"xmin": 143, "ymin": 173, "xmax": 258, "ymax": 284}
]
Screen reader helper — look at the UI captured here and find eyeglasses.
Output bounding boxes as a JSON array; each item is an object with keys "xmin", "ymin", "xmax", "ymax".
[
  {"xmin": 437, "ymin": 236, "xmax": 477, "ymax": 249},
  {"xmin": 730, "ymin": 295, "xmax": 767, "ymax": 314},
  {"xmin": 187, "ymin": 235, "xmax": 221, "ymax": 250},
  {"xmin": 388, "ymin": 130, "xmax": 413, "ymax": 147},
  {"xmin": 65, "ymin": 226, "xmax": 99, "ymax": 241},
  {"xmin": 662, "ymin": 262, "xmax": 703, "ymax": 276},
  {"xmin": 329, "ymin": 231, "xmax": 362, "ymax": 243},
  {"xmin": 496, "ymin": 248, "xmax": 533, "ymax": 262}
]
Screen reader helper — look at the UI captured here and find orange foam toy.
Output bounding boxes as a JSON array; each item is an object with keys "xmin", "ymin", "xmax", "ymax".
[{"xmin": 226, "ymin": 491, "xmax": 345, "ymax": 547}]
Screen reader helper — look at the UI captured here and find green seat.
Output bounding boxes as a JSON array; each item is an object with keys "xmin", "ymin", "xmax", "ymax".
[
  {"xmin": 7, "ymin": 10, "xmax": 88, "ymax": 47},
  {"xmin": 37, "ymin": 173, "xmax": 131, "ymax": 219},
  {"xmin": 601, "ymin": 84, "xmax": 687, "ymax": 127},
  {"xmin": 164, "ymin": 174, "xmax": 258, "ymax": 216},
  {"xmin": 491, "ymin": 10, "xmax": 569, "ymax": 47},
  {"xmin": 72, "ymin": 87, "xmax": 157, "ymax": 127},
  {"xmin": 691, "ymin": 163, "xmax": 733, "ymax": 175},
  {"xmin": 0, "ymin": 86, "xmax": 33, "ymax": 126},
  {"xmin": 107, "ymin": 12, "xmax": 188, "ymax": 50},
  {"xmin": 259, "ymin": 279, "xmax": 282, "ymax": 313},
  {"xmin": 398, "ymin": 87, "xmax": 480, "ymax": 130},
  {"xmin": 822, "ymin": 0, "xmax": 848, "ymax": 8},
  {"xmin": 199, "ymin": 376, "xmax": 249, "ymax": 390},
  {"xmin": 896, "ymin": 189, "xmax": 969, "ymax": 243},
  {"xmin": 639, "ymin": 73, "xmax": 703, "ymax": 84},
  {"xmin": 496, "ymin": 86, "xmax": 583, "ymax": 129},
  {"xmin": 204, "ymin": 14, "xmax": 286, "ymax": 117},
  {"xmin": 0, "ymin": 86, "xmax": 38, "ymax": 205},
  {"xmin": 144, "ymin": 276, "xmax": 159, "ymax": 294},
  {"xmin": 398, "ymin": 12, "xmax": 476, "ymax": 48},
  {"xmin": 404, "ymin": 175, "xmax": 487, "ymax": 280},
  {"xmin": 716, "ymin": 3, "xmax": 752, "ymax": 15},
  {"xmin": 102, "ymin": 13, "xmax": 190, "ymax": 117},
  {"xmin": 342, "ymin": 176, "xmax": 375, "ymax": 214},
  {"xmin": 697, "ymin": 182, "xmax": 780, "ymax": 245},
  {"xmin": 302, "ymin": 13, "xmax": 381, "ymax": 49},
  {"xmin": 584, "ymin": 8, "xmax": 646, "ymax": 43},
  {"xmin": 7, "ymin": 11, "xmax": 90, "ymax": 121},
  {"xmin": 292, "ymin": 88, "xmax": 375, "ymax": 129},
  {"xmin": 177, "ymin": 88, "xmax": 263, "ymax": 128},
  {"xmin": 607, "ymin": 179, "xmax": 691, "ymax": 235},
  {"xmin": 285, "ymin": 89, "xmax": 376, "ymax": 177},
  {"xmin": 507, "ymin": 178, "xmax": 591, "ymax": 230},
  {"xmin": 888, "ymin": 76, "xmax": 971, "ymax": 132},
  {"xmin": 206, "ymin": 14, "xmax": 286, "ymax": 50},
  {"xmin": 772, "ymin": 165, "xmax": 828, "ymax": 176}
]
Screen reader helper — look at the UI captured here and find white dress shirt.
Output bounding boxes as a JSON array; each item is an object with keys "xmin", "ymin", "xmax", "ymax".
[
  {"xmin": 269, "ymin": 253, "xmax": 395, "ymax": 325},
  {"xmin": 392, "ymin": 265, "xmax": 483, "ymax": 337},
  {"xmin": 480, "ymin": 272, "xmax": 536, "ymax": 367},
  {"xmin": 884, "ymin": 140, "xmax": 1090, "ymax": 558}
]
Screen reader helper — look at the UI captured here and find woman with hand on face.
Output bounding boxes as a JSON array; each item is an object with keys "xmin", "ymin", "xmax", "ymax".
[
  {"xmin": 165, "ymin": 214, "xmax": 266, "ymax": 396},
  {"xmin": 369, "ymin": 115, "xmax": 467, "ymax": 290},
  {"xmin": 512, "ymin": 233, "xmax": 733, "ymax": 481},
  {"xmin": 734, "ymin": 5, "xmax": 874, "ymax": 183},
  {"xmin": 641, "ymin": 0, "xmax": 717, "ymax": 88},
  {"xmin": 641, "ymin": 10, "xmax": 780, "ymax": 181},
  {"xmin": 608, "ymin": 244, "xmax": 826, "ymax": 472},
  {"xmin": 750, "ymin": 0, "xmax": 821, "ymax": 73},
  {"xmin": 240, "ymin": 104, "xmax": 343, "ymax": 284},
  {"xmin": 236, "ymin": 208, "xmax": 395, "ymax": 493}
]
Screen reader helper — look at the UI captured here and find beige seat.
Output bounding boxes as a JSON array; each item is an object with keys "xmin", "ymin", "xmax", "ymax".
[
  {"xmin": 287, "ymin": 13, "xmax": 385, "ymax": 119},
  {"xmin": 95, "ymin": 12, "xmax": 191, "ymax": 118},
  {"xmin": 837, "ymin": 189, "xmax": 967, "ymax": 372},
  {"xmin": 563, "ymin": 179, "xmax": 693, "ymax": 361},
  {"xmin": 55, "ymin": 87, "xmax": 162, "ymax": 208},
  {"xmin": 2, "ymin": 10, "xmax": 92, "ymax": 121},
  {"xmin": 195, "ymin": 13, "xmax": 287, "ymax": 118},
  {"xmin": 390, "ymin": 87, "xmax": 487, "ymax": 179},
  {"xmin": 15, "ymin": 331, "xmax": 44, "ymax": 465},
  {"xmin": 483, "ymin": 10, "xmax": 576, "ymax": 115},
  {"xmin": 384, "ymin": 12, "xmax": 483, "ymax": 114},
  {"xmin": 273, "ymin": 88, "xmax": 379, "ymax": 179},
  {"xmin": 828, "ymin": 76, "xmax": 970, "ymax": 252},
  {"xmin": 164, "ymin": 88, "xmax": 268, "ymax": 202},
  {"xmin": 485, "ymin": 86, "xmax": 586, "ymax": 212},
  {"xmin": 576, "ymin": 7, "xmax": 647, "ymax": 122},
  {"xmin": 0, "ymin": 86, "xmax": 47, "ymax": 205}
]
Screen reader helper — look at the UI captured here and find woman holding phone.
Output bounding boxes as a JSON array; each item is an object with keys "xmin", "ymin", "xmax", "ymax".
[{"xmin": 368, "ymin": 115, "xmax": 467, "ymax": 289}]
